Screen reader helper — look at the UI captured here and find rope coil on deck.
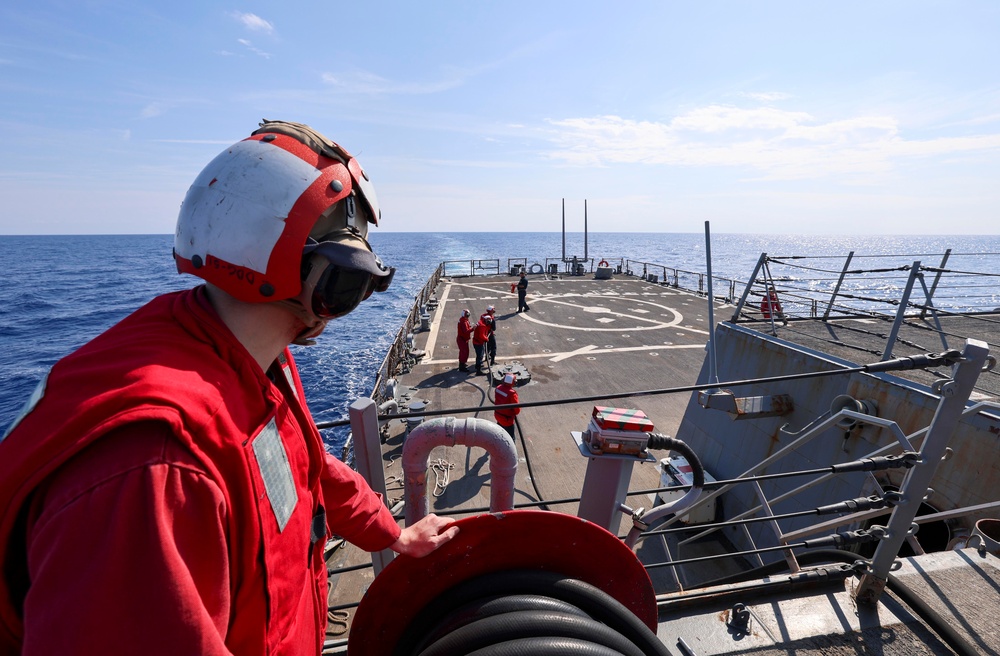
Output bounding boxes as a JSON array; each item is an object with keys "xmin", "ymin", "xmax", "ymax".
[{"xmin": 429, "ymin": 458, "xmax": 454, "ymax": 497}]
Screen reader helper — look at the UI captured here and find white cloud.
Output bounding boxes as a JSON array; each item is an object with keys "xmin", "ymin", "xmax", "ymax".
[
  {"xmin": 321, "ymin": 70, "xmax": 463, "ymax": 95},
  {"xmin": 670, "ymin": 105, "xmax": 812, "ymax": 133},
  {"xmin": 231, "ymin": 12, "xmax": 274, "ymax": 34},
  {"xmin": 238, "ymin": 39, "xmax": 271, "ymax": 59},
  {"xmin": 141, "ymin": 103, "xmax": 165, "ymax": 118},
  {"xmin": 738, "ymin": 91, "xmax": 793, "ymax": 103},
  {"xmin": 545, "ymin": 105, "xmax": 1000, "ymax": 181},
  {"xmin": 319, "ymin": 41, "xmax": 548, "ymax": 96}
]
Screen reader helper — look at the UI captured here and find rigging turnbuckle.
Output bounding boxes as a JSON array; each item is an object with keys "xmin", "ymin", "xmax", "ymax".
[
  {"xmin": 802, "ymin": 525, "xmax": 887, "ymax": 550},
  {"xmin": 831, "ymin": 452, "xmax": 919, "ymax": 474},
  {"xmin": 816, "ymin": 492, "xmax": 902, "ymax": 515},
  {"xmin": 863, "ymin": 350, "xmax": 963, "ymax": 374}
]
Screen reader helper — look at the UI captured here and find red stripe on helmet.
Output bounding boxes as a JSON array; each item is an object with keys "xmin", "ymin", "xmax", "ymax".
[{"xmin": 265, "ymin": 164, "xmax": 352, "ymax": 300}]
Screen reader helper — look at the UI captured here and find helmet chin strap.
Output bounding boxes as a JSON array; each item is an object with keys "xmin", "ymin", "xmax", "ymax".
[
  {"xmin": 292, "ymin": 319, "xmax": 328, "ymax": 346},
  {"xmin": 275, "ymin": 294, "xmax": 327, "ymax": 346},
  {"xmin": 278, "ymin": 253, "xmax": 329, "ymax": 345}
]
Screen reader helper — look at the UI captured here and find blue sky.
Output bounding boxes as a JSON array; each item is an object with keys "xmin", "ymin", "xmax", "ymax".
[{"xmin": 1, "ymin": 1, "xmax": 999, "ymax": 235}]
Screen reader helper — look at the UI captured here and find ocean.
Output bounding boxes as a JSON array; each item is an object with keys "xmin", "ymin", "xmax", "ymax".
[{"xmin": 2, "ymin": 231, "xmax": 998, "ymax": 455}]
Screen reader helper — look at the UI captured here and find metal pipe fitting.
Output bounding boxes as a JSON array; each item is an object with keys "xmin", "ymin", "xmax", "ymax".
[{"xmin": 402, "ymin": 417, "xmax": 518, "ymax": 526}]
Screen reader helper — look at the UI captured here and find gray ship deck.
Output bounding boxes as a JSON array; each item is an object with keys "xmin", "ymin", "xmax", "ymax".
[
  {"xmin": 324, "ymin": 270, "xmax": 1000, "ymax": 654},
  {"xmin": 399, "ymin": 272, "xmax": 718, "ymax": 519},
  {"xmin": 327, "ymin": 271, "xmax": 735, "ymax": 646}
]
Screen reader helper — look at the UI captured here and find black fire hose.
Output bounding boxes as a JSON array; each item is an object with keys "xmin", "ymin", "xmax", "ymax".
[
  {"xmin": 395, "ymin": 570, "xmax": 670, "ymax": 656},
  {"xmin": 627, "ymin": 434, "xmax": 706, "ymax": 548},
  {"xmin": 646, "ymin": 433, "xmax": 704, "ymax": 489}
]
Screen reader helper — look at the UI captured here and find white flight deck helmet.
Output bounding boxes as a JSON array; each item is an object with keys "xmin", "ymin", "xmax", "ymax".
[{"xmin": 174, "ymin": 119, "xmax": 394, "ymax": 333}]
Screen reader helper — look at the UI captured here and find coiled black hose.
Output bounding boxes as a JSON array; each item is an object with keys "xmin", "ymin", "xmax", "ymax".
[
  {"xmin": 465, "ymin": 637, "xmax": 630, "ymax": 655},
  {"xmin": 395, "ymin": 570, "xmax": 670, "ymax": 656}
]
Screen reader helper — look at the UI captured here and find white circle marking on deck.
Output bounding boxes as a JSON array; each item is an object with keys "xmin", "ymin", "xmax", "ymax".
[{"xmin": 515, "ymin": 296, "xmax": 685, "ymax": 332}]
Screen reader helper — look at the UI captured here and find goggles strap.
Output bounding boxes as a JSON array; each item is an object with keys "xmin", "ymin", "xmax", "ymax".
[
  {"xmin": 275, "ymin": 253, "xmax": 330, "ymax": 332},
  {"xmin": 302, "ymin": 253, "xmax": 328, "ymax": 294}
]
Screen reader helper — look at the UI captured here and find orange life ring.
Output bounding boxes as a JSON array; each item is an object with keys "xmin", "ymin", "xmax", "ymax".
[{"xmin": 598, "ymin": 259, "xmax": 609, "ymax": 268}]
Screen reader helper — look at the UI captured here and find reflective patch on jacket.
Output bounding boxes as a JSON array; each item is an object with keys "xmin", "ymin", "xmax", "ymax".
[{"xmin": 252, "ymin": 417, "xmax": 299, "ymax": 532}]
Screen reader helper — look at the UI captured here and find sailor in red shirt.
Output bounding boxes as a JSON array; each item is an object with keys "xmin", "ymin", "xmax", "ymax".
[
  {"xmin": 493, "ymin": 373, "xmax": 520, "ymax": 440},
  {"xmin": 0, "ymin": 120, "xmax": 458, "ymax": 656},
  {"xmin": 456, "ymin": 309, "xmax": 473, "ymax": 372},
  {"xmin": 472, "ymin": 314, "xmax": 490, "ymax": 375},
  {"xmin": 760, "ymin": 286, "xmax": 788, "ymax": 325},
  {"xmin": 481, "ymin": 305, "xmax": 497, "ymax": 370}
]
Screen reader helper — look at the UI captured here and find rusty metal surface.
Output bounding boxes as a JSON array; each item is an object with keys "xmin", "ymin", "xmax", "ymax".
[{"xmin": 656, "ymin": 550, "xmax": 1000, "ymax": 655}]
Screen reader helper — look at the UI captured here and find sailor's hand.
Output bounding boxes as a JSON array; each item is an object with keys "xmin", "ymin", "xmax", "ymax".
[{"xmin": 390, "ymin": 514, "xmax": 459, "ymax": 558}]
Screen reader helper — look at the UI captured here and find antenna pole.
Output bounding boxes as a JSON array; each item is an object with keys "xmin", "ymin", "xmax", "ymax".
[
  {"xmin": 705, "ymin": 221, "xmax": 719, "ymax": 387},
  {"xmin": 561, "ymin": 198, "xmax": 566, "ymax": 261},
  {"xmin": 584, "ymin": 199, "xmax": 588, "ymax": 261}
]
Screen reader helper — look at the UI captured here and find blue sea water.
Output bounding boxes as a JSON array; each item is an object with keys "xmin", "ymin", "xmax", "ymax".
[{"xmin": 2, "ymin": 232, "xmax": 998, "ymax": 455}]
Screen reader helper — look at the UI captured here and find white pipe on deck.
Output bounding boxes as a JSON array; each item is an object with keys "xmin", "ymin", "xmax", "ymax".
[
  {"xmin": 377, "ymin": 399, "xmax": 399, "ymax": 431},
  {"xmin": 625, "ymin": 484, "xmax": 703, "ymax": 549},
  {"xmin": 402, "ymin": 417, "xmax": 518, "ymax": 526}
]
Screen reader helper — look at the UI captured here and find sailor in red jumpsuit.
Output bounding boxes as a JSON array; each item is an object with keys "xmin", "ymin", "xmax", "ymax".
[
  {"xmin": 0, "ymin": 121, "xmax": 458, "ymax": 656},
  {"xmin": 456, "ymin": 309, "xmax": 473, "ymax": 372},
  {"xmin": 481, "ymin": 305, "xmax": 497, "ymax": 369},
  {"xmin": 760, "ymin": 286, "xmax": 787, "ymax": 325},
  {"xmin": 493, "ymin": 373, "xmax": 520, "ymax": 440},
  {"xmin": 472, "ymin": 315, "xmax": 490, "ymax": 375}
]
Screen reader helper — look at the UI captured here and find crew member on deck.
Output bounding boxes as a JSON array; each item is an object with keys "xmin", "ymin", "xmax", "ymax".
[
  {"xmin": 0, "ymin": 120, "xmax": 458, "ymax": 655},
  {"xmin": 493, "ymin": 373, "xmax": 520, "ymax": 439},
  {"xmin": 516, "ymin": 271, "xmax": 530, "ymax": 313},
  {"xmin": 482, "ymin": 305, "xmax": 497, "ymax": 368},
  {"xmin": 457, "ymin": 309, "xmax": 473, "ymax": 372},
  {"xmin": 472, "ymin": 314, "xmax": 490, "ymax": 376},
  {"xmin": 760, "ymin": 286, "xmax": 788, "ymax": 325}
]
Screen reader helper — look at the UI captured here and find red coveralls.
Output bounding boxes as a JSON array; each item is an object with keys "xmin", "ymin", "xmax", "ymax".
[
  {"xmin": 760, "ymin": 290, "xmax": 783, "ymax": 320},
  {"xmin": 456, "ymin": 314, "xmax": 473, "ymax": 368},
  {"xmin": 493, "ymin": 382, "xmax": 520, "ymax": 439},
  {"xmin": 0, "ymin": 287, "xmax": 400, "ymax": 656},
  {"xmin": 479, "ymin": 313, "xmax": 497, "ymax": 366},
  {"xmin": 472, "ymin": 319, "xmax": 490, "ymax": 372}
]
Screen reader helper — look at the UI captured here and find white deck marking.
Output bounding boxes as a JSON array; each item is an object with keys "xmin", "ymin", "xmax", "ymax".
[
  {"xmin": 549, "ymin": 344, "xmax": 599, "ymax": 362},
  {"xmin": 427, "ymin": 279, "xmax": 712, "ymax": 372},
  {"xmin": 438, "ymin": 281, "xmax": 711, "ymax": 340},
  {"xmin": 517, "ymin": 296, "xmax": 688, "ymax": 332},
  {"xmin": 419, "ymin": 342, "xmax": 705, "ymax": 366},
  {"xmin": 423, "ymin": 284, "xmax": 452, "ymax": 358}
]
